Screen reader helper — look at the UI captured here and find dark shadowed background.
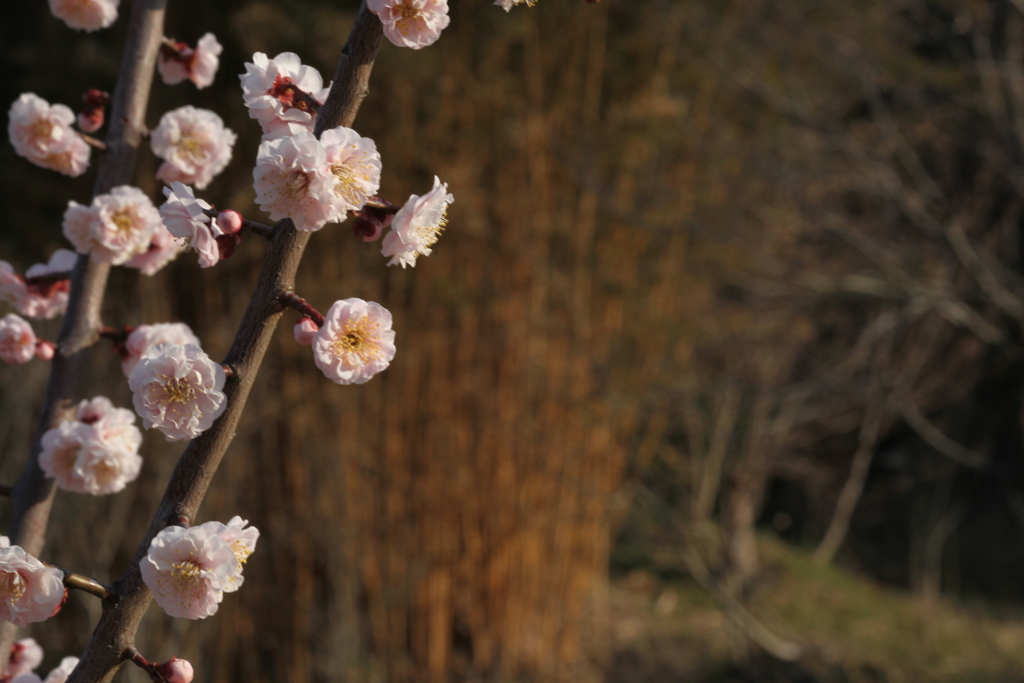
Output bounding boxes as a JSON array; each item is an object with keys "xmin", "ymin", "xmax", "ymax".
[{"xmin": 5, "ymin": 0, "xmax": 1024, "ymax": 681}]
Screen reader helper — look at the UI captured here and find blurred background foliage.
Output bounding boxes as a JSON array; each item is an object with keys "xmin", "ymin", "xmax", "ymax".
[{"xmin": 8, "ymin": 0, "xmax": 1024, "ymax": 681}]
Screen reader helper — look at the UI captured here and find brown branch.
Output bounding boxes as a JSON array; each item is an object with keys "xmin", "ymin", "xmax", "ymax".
[
  {"xmin": 78, "ymin": 132, "xmax": 108, "ymax": 151},
  {"xmin": 242, "ymin": 219, "xmax": 275, "ymax": 239},
  {"xmin": 66, "ymin": 7, "xmax": 383, "ymax": 683},
  {"xmin": 0, "ymin": 0, "xmax": 169, "ymax": 670},
  {"xmin": 277, "ymin": 291, "xmax": 325, "ymax": 326}
]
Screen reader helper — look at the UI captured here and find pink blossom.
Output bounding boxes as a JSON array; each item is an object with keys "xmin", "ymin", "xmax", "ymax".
[
  {"xmin": 312, "ymin": 299, "xmax": 396, "ymax": 385},
  {"xmin": 42, "ymin": 657, "xmax": 79, "ymax": 683},
  {"xmin": 154, "ymin": 658, "xmax": 194, "ymax": 683},
  {"xmin": 140, "ymin": 525, "xmax": 238, "ymax": 619},
  {"xmin": 0, "ymin": 253, "xmax": 75, "ymax": 325},
  {"xmin": 8, "ymin": 638, "xmax": 44, "ymax": 678},
  {"xmin": 0, "ymin": 537, "xmax": 64, "ymax": 627},
  {"xmin": 0, "ymin": 314, "xmax": 37, "ymax": 365},
  {"xmin": 76, "ymin": 108, "xmax": 103, "ymax": 133},
  {"xmin": 159, "ymin": 183, "xmax": 222, "ymax": 268},
  {"xmin": 128, "ymin": 342, "xmax": 227, "ymax": 442},
  {"xmin": 121, "ymin": 322, "xmax": 201, "ymax": 376},
  {"xmin": 320, "ymin": 126, "xmax": 381, "ymax": 215},
  {"xmin": 367, "ymin": 0, "xmax": 450, "ymax": 49},
  {"xmin": 39, "ymin": 403, "xmax": 143, "ymax": 495},
  {"xmin": 48, "ymin": 0, "xmax": 118, "ymax": 31},
  {"xmin": 381, "ymin": 176, "xmax": 452, "ymax": 268},
  {"xmin": 7, "ymin": 94, "xmax": 90, "ymax": 177},
  {"xmin": 75, "ymin": 395, "xmax": 114, "ymax": 423},
  {"xmin": 252, "ymin": 131, "xmax": 337, "ymax": 231},
  {"xmin": 11, "ymin": 673, "xmax": 41, "ymax": 683},
  {"xmin": 151, "ymin": 106, "xmax": 236, "ymax": 190},
  {"xmin": 196, "ymin": 516, "xmax": 259, "ymax": 593},
  {"xmin": 39, "ymin": 422, "xmax": 91, "ymax": 494},
  {"xmin": 240, "ymin": 52, "xmax": 329, "ymax": 140},
  {"xmin": 216, "ymin": 210, "xmax": 243, "ymax": 235},
  {"xmin": 293, "ymin": 318, "xmax": 318, "ymax": 346},
  {"xmin": 158, "ymin": 33, "xmax": 222, "ymax": 89},
  {"xmin": 123, "ymin": 223, "xmax": 182, "ymax": 276},
  {"xmin": 63, "ymin": 186, "xmax": 162, "ymax": 265}
]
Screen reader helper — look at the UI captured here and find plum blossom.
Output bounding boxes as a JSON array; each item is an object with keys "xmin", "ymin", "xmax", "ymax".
[
  {"xmin": 252, "ymin": 131, "xmax": 336, "ymax": 231},
  {"xmin": 48, "ymin": 0, "xmax": 118, "ymax": 31},
  {"xmin": 197, "ymin": 516, "xmax": 259, "ymax": 593},
  {"xmin": 0, "ymin": 314, "xmax": 37, "ymax": 365},
  {"xmin": 159, "ymin": 183, "xmax": 222, "ymax": 268},
  {"xmin": 11, "ymin": 673, "xmax": 41, "ymax": 683},
  {"xmin": 128, "ymin": 342, "xmax": 227, "ymax": 441},
  {"xmin": 320, "ymin": 126, "xmax": 381, "ymax": 215},
  {"xmin": 140, "ymin": 525, "xmax": 238, "ymax": 619},
  {"xmin": 123, "ymin": 223, "xmax": 182, "ymax": 276},
  {"xmin": 312, "ymin": 299, "xmax": 396, "ymax": 385},
  {"xmin": 367, "ymin": 0, "xmax": 450, "ymax": 49},
  {"xmin": 158, "ymin": 33, "xmax": 222, "ymax": 89},
  {"xmin": 7, "ymin": 94, "xmax": 90, "ymax": 177},
  {"xmin": 0, "ymin": 537, "xmax": 64, "ymax": 627},
  {"xmin": 381, "ymin": 176, "xmax": 452, "ymax": 268},
  {"xmin": 39, "ymin": 398, "xmax": 143, "ymax": 495},
  {"xmin": 8, "ymin": 638, "xmax": 44, "ymax": 678},
  {"xmin": 151, "ymin": 106, "xmax": 236, "ymax": 190},
  {"xmin": 240, "ymin": 52, "xmax": 329, "ymax": 140},
  {"xmin": 0, "ymin": 250, "xmax": 76, "ymax": 320},
  {"xmin": 63, "ymin": 186, "xmax": 162, "ymax": 265},
  {"xmin": 121, "ymin": 322, "xmax": 201, "ymax": 376},
  {"xmin": 154, "ymin": 658, "xmax": 194, "ymax": 683}
]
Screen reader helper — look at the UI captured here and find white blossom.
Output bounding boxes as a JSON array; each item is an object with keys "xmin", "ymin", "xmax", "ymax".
[
  {"xmin": 0, "ymin": 537, "xmax": 64, "ymax": 627},
  {"xmin": 381, "ymin": 176, "xmax": 452, "ymax": 268},
  {"xmin": 151, "ymin": 106, "xmax": 236, "ymax": 190},
  {"xmin": 140, "ymin": 525, "xmax": 237, "ymax": 619},
  {"xmin": 312, "ymin": 299, "xmax": 396, "ymax": 385},
  {"xmin": 240, "ymin": 52, "xmax": 329, "ymax": 140},
  {"xmin": 128, "ymin": 343, "xmax": 227, "ymax": 441},
  {"xmin": 63, "ymin": 186, "xmax": 162, "ymax": 265}
]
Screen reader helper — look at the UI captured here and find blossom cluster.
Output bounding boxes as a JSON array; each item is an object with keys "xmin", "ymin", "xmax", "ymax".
[
  {"xmin": 252, "ymin": 127, "xmax": 381, "ymax": 232},
  {"xmin": 7, "ymin": 94, "xmax": 90, "ymax": 177},
  {"xmin": 141, "ymin": 517, "xmax": 258, "ymax": 619},
  {"xmin": 128, "ymin": 342, "xmax": 227, "ymax": 441},
  {"xmin": 0, "ymin": 538, "xmax": 64, "ymax": 627},
  {"xmin": 39, "ymin": 396, "xmax": 143, "ymax": 495}
]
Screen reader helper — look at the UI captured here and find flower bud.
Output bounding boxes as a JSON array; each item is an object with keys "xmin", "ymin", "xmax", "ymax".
[
  {"xmin": 216, "ymin": 210, "xmax": 243, "ymax": 234},
  {"xmin": 35, "ymin": 341, "xmax": 55, "ymax": 361},
  {"xmin": 215, "ymin": 232, "xmax": 242, "ymax": 261},
  {"xmin": 76, "ymin": 109, "xmax": 104, "ymax": 134},
  {"xmin": 154, "ymin": 658, "xmax": 194, "ymax": 683},
  {"xmin": 352, "ymin": 214, "xmax": 384, "ymax": 242},
  {"xmin": 293, "ymin": 318, "xmax": 318, "ymax": 346}
]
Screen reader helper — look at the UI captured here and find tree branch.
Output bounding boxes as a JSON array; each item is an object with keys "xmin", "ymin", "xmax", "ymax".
[{"xmin": 66, "ymin": 7, "xmax": 383, "ymax": 683}]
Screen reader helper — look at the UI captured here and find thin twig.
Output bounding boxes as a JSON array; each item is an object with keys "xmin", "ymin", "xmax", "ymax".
[
  {"xmin": 277, "ymin": 291, "xmax": 325, "ymax": 326},
  {"xmin": 123, "ymin": 647, "xmax": 168, "ymax": 683},
  {"xmin": 60, "ymin": 571, "xmax": 114, "ymax": 601}
]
